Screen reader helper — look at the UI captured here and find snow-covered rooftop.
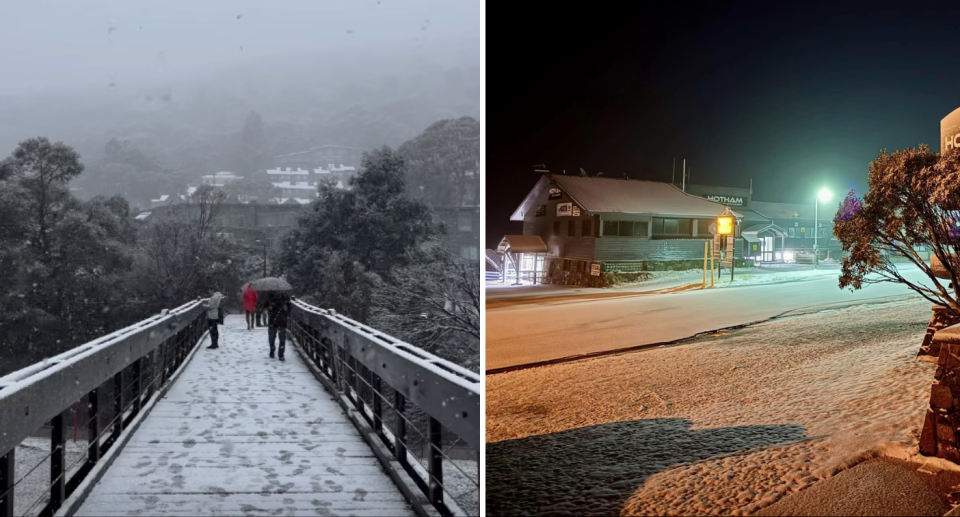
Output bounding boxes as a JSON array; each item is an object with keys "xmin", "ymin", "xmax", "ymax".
[
  {"xmin": 512, "ymin": 174, "xmax": 729, "ymax": 220},
  {"xmin": 134, "ymin": 212, "xmax": 152, "ymax": 221},
  {"xmin": 272, "ymin": 181, "xmax": 316, "ymax": 189},
  {"xmin": 266, "ymin": 168, "xmax": 311, "ymax": 175}
]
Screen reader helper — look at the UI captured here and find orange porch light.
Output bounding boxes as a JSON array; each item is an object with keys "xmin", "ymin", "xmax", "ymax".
[{"xmin": 717, "ymin": 216, "xmax": 734, "ymax": 235}]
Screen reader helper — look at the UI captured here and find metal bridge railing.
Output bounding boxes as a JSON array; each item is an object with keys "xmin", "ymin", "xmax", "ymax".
[
  {"xmin": 0, "ymin": 299, "xmax": 209, "ymax": 517},
  {"xmin": 289, "ymin": 299, "xmax": 481, "ymax": 517}
]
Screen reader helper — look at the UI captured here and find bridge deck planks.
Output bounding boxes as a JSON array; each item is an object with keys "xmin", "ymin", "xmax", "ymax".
[{"xmin": 74, "ymin": 316, "xmax": 414, "ymax": 517}]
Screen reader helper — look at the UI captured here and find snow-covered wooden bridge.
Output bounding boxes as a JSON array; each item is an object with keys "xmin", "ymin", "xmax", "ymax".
[{"xmin": 0, "ymin": 300, "xmax": 481, "ymax": 517}]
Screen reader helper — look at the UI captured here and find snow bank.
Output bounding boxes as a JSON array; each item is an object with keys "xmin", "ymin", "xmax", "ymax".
[{"xmin": 487, "ymin": 299, "xmax": 938, "ymax": 516}]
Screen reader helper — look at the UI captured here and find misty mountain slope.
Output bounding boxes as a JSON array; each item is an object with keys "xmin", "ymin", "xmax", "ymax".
[{"xmin": 0, "ymin": 48, "xmax": 480, "ymax": 162}]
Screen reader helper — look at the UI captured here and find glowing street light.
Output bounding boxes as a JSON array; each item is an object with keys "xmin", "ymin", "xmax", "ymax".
[{"xmin": 815, "ymin": 188, "xmax": 832, "ymax": 269}]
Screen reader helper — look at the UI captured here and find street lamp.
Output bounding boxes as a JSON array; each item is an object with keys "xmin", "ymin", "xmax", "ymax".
[{"xmin": 814, "ymin": 188, "xmax": 832, "ymax": 269}]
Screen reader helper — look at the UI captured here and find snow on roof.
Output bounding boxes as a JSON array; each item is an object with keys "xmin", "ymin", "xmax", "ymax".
[
  {"xmin": 151, "ymin": 195, "xmax": 169, "ymax": 203},
  {"xmin": 134, "ymin": 212, "xmax": 152, "ymax": 221},
  {"xmin": 272, "ymin": 181, "xmax": 316, "ymax": 189},
  {"xmin": 511, "ymin": 174, "xmax": 729, "ymax": 220},
  {"xmin": 267, "ymin": 167, "xmax": 310, "ymax": 175}
]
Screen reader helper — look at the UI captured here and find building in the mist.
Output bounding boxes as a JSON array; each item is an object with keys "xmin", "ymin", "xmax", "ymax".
[
  {"xmin": 274, "ymin": 145, "xmax": 366, "ymax": 170},
  {"xmin": 201, "ymin": 171, "xmax": 244, "ymax": 187},
  {"xmin": 684, "ymin": 183, "xmax": 843, "ymax": 263},
  {"xmin": 502, "ymin": 174, "xmax": 850, "ymax": 285},
  {"xmin": 507, "ymin": 174, "xmax": 732, "ymax": 282},
  {"xmin": 434, "ymin": 205, "xmax": 481, "ymax": 262}
]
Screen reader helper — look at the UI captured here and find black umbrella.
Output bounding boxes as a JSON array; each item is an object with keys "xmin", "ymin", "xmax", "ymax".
[{"xmin": 247, "ymin": 277, "xmax": 293, "ymax": 292}]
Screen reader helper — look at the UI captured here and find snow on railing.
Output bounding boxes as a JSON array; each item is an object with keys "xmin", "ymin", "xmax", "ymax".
[
  {"xmin": 289, "ymin": 298, "xmax": 480, "ymax": 517},
  {"xmin": 0, "ymin": 299, "xmax": 208, "ymax": 517}
]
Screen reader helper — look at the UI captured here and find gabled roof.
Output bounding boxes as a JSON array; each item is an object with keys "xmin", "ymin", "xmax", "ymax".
[{"xmin": 511, "ymin": 174, "xmax": 730, "ymax": 220}]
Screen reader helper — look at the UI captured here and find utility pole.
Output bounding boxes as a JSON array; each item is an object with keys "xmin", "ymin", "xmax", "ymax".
[
  {"xmin": 672, "ymin": 158, "xmax": 676, "ymax": 185},
  {"xmin": 682, "ymin": 159, "xmax": 686, "ymax": 192}
]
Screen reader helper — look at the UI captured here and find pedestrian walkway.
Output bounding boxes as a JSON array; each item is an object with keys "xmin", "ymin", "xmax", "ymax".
[{"xmin": 74, "ymin": 316, "xmax": 414, "ymax": 516}]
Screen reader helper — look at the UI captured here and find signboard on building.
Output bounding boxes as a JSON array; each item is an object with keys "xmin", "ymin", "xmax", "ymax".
[
  {"xmin": 943, "ymin": 106, "xmax": 960, "ymax": 155},
  {"xmin": 590, "ymin": 263, "xmax": 601, "ymax": 276},
  {"xmin": 572, "ymin": 206, "xmax": 581, "ymax": 216},
  {"xmin": 557, "ymin": 202, "xmax": 573, "ymax": 216},
  {"xmin": 704, "ymin": 195, "xmax": 745, "ymax": 206},
  {"xmin": 548, "ymin": 187, "xmax": 562, "ymax": 200}
]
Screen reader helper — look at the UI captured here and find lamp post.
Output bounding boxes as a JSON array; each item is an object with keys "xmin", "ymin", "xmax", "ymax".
[{"xmin": 814, "ymin": 188, "xmax": 832, "ymax": 269}]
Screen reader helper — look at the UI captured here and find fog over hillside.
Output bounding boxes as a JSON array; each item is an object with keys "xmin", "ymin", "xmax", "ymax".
[{"xmin": 0, "ymin": 0, "xmax": 480, "ymax": 179}]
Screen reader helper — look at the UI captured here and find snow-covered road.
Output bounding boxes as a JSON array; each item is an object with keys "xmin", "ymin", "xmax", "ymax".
[{"xmin": 486, "ymin": 264, "xmax": 936, "ymax": 371}]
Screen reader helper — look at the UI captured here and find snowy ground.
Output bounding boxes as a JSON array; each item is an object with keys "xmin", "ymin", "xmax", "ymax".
[
  {"xmin": 486, "ymin": 264, "xmax": 843, "ymax": 305},
  {"xmin": 486, "ymin": 264, "xmax": 931, "ymax": 370},
  {"xmin": 487, "ymin": 298, "xmax": 950, "ymax": 516},
  {"xmin": 73, "ymin": 316, "xmax": 414, "ymax": 517},
  {"xmin": 13, "ymin": 438, "xmax": 88, "ymax": 516}
]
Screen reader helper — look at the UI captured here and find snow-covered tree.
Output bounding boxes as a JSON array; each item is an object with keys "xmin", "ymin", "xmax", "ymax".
[
  {"xmin": 834, "ymin": 145, "xmax": 960, "ymax": 313},
  {"xmin": 399, "ymin": 117, "xmax": 480, "ymax": 207}
]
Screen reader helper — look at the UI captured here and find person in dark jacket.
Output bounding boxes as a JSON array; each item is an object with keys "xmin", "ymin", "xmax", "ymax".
[{"xmin": 266, "ymin": 294, "xmax": 292, "ymax": 361}]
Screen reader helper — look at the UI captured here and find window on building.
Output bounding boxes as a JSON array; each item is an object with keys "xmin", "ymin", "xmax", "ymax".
[
  {"xmin": 568, "ymin": 220, "xmax": 576, "ymax": 236},
  {"xmin": 788, "ymin": 227, "xmax": 796, "ymax": 238},
  {"xmin": 617, "ymin": 221, "xmax": 634, "ymax": 236},
  {"xmin": 697, "ymin": 219, "xmax": 711, "ymax": 236},
  {"xmin": 602, "ymin": 220, "xmax": 618, "ymax": 236},
  {"xmin": 662, "ymin": 219, "xmax": 679, "ymax": 235},
  {"xmin": 677, "ymin": 219, "xmax": 691, "ymax": 236},
  {"xmin": 582, "ymin": 219, "xmax": 592, "ymax": 237},
  {"xmin": 593, "ymin": 215, "xmax": 601, "ymax": 237},
  {"xmin": 458, "ymin": 211, "xmax": 472, "ymax": 232},
  {"xmin": 634, "ymin": 221, "xmax": 649, "ymax": 237},
  {"xmin": 554, "ymin": 221, "xmax": 561, "ymax": 235}
]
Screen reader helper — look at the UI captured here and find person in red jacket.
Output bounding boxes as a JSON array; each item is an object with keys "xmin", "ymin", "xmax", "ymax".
[{"xmin": 242, "ymin": 283, "xmax": 258, "ymax": 330}]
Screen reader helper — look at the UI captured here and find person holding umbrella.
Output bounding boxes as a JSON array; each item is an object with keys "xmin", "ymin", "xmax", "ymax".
[
  {"xmin": 266, "ymin": 293, "xmax": 292, "ymax": 361},
  {"xmin": 242, "ymin": 282, "xmax": 258, "ymax": 330}
]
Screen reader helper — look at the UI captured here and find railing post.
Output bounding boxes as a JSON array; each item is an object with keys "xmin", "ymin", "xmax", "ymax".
[
  {"xmin": 112, "ymin": 371, "xmax": 123, "ymax": 441},
  {"xmin": 132, "ymin": 358, "xmax": 142, "ymax": 414},
  {"xmin": 51, "ymin": 412, "xmax": 65, "ymax": 512},
  {"xmin": 394, "ymin": 392, "xmax": 408, "ymax": 468},
  {"xmin": 0, "ymin": 449, "xmax": 14, "ymax": 517},
  {"xmin": 372, "ymin": 375, "xmax": 383, "ymax": 435},
  {"xmin": 428, "ymin": 417, "xmax": 443, "ymax": 507},
  {"xmin": 354, "ymin": 359, "xmax": 365, "ymax": 414},
  {"xmin": 88, "ymin": 388, "xmax": 100, "ymax": 467}
]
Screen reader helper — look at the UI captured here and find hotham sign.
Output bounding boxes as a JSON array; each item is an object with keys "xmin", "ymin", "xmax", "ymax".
[
  {"xmin": 943, "ymin": 106, "xmax": 960, "ymax": 155},
  {"xmin": 704, "ymin": 195, "xmax": 744, "ymax": 206}
]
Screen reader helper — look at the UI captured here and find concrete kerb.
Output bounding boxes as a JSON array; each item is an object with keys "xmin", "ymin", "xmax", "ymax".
[
  {"xmin": 55, "ymin": 329, "xmax": 210, "ymax": 517},
  {"xmin": 289, "ymin": 337, "xmax": 441, "ymax": 517}
]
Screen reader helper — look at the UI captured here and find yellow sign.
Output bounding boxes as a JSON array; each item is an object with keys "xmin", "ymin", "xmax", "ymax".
[{"xmin": 717, "ymin": 216, "xmax": 734, "ymax": 235}]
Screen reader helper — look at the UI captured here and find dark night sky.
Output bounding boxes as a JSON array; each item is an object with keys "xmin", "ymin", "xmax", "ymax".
[{"xmin": 486, "ymin": 2, "xmax": 960, "ymax": 248}]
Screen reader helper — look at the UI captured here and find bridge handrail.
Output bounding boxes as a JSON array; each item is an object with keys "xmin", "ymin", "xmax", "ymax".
[
  {"xmin": 288, "ymin": 298, "xmax": 480, "ymax": 517},
  {"xmin": 290, "ymin": 299, "xmax": 481, "ymax": 446},
  {"xmin": 0, "ymin": 299, "xmax": 209, "ymax": 517}
]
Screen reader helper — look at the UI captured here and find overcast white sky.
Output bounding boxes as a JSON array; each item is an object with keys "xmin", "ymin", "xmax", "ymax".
[{"xmin": 0, "ymin": 0, "xmax": 480, "ymax": 96}]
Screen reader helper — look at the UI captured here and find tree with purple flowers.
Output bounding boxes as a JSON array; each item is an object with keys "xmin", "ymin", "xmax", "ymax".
[{"xmin": 834, "ymin": 144, "xmax": 960, "ymax": 313}]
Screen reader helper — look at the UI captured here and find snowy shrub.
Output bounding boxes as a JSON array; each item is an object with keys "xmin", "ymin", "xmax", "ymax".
[{"xmin": 833, "ymin": 145, "xmax": 960, "ymax": 313}]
